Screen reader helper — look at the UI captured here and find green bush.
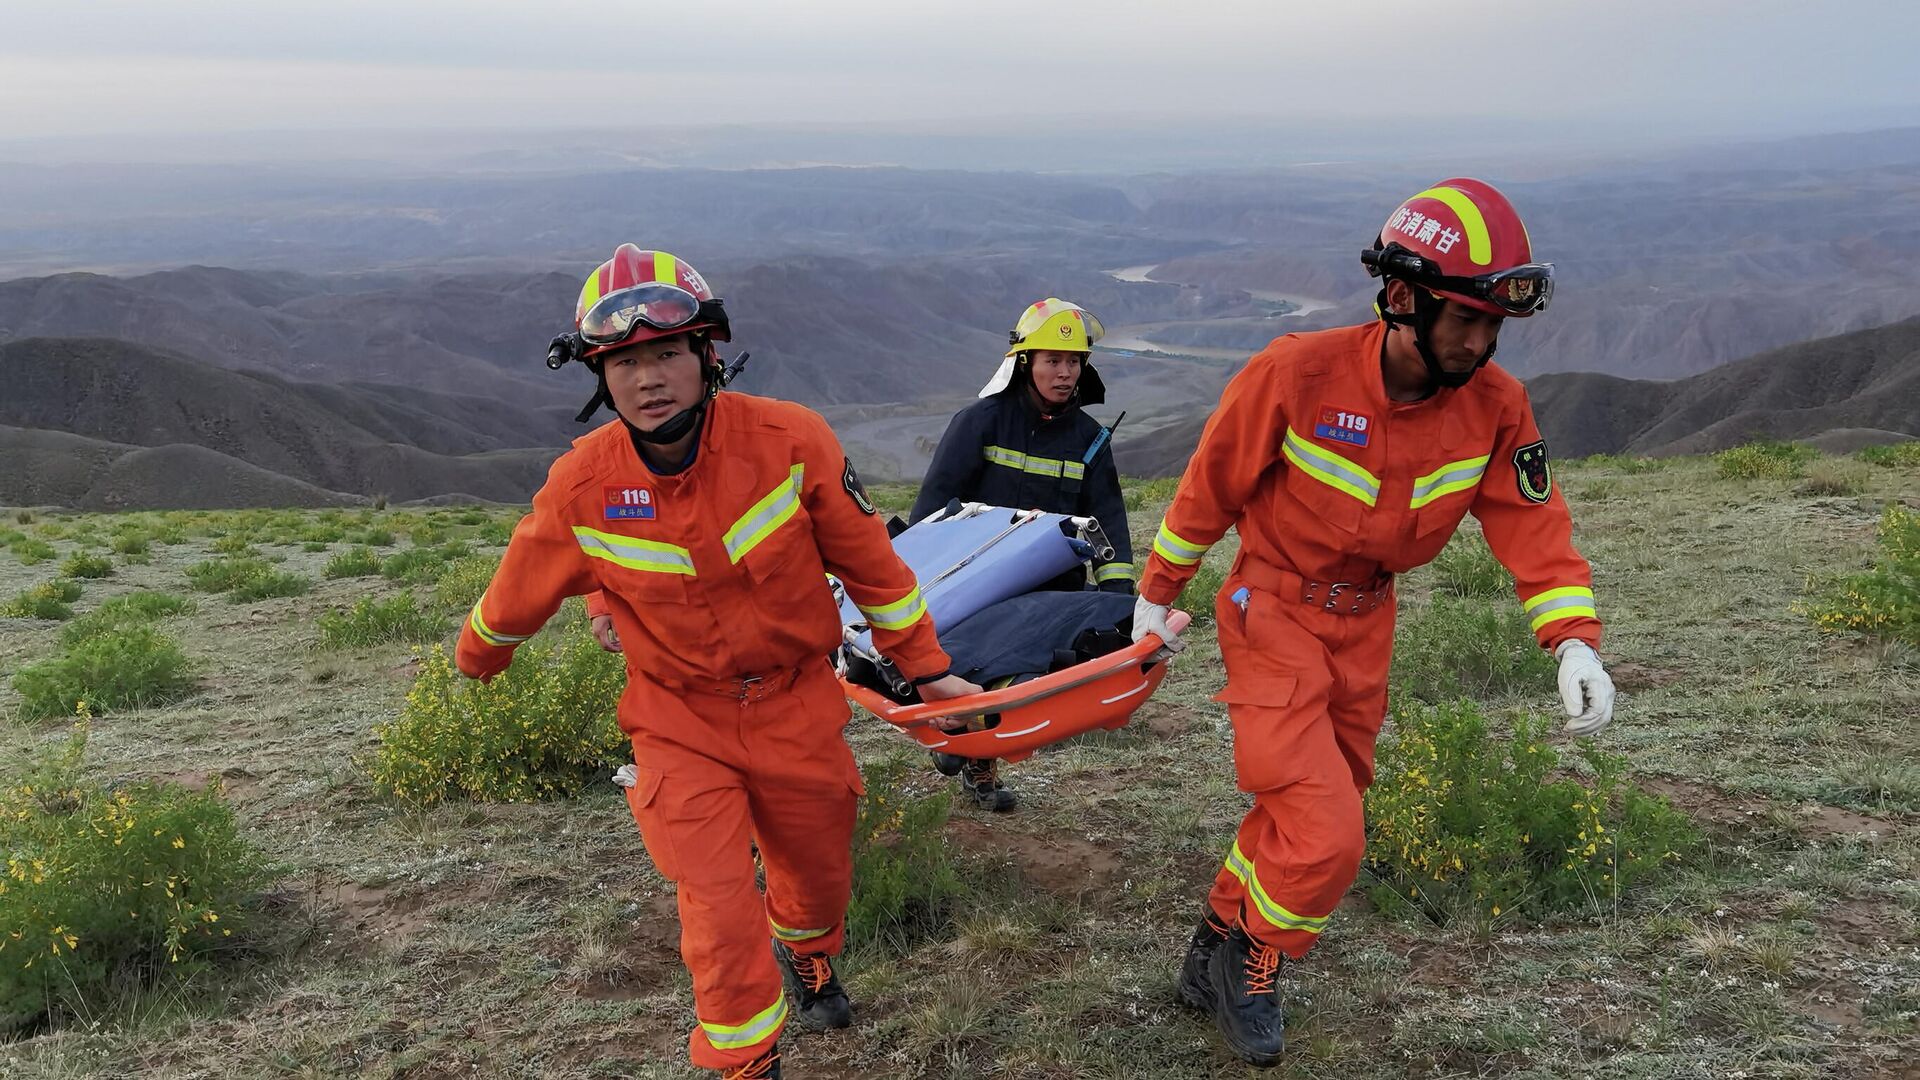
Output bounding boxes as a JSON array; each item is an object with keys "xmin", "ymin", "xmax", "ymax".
[
  {"xmin": 318, "ymin": 592, "xmax": 446, "ymax": 649},
  {"xmin": 185, "ymin": 556, "xmax": 274, "ymax": 593},
  {"xmin": 208, "ymin": 534, "xmax": 257, "ymax": 556},
  {"xmin": 1714, "ymin": 440, "xmax": 1816, "ymax": 480},
  {"xmin": 1797, "ymin": 458, "xmax": 1871, "ymax": 497},
  {"xmin": 298, "ymin": 523, "xmax": 346, "ymax": 545},
  {"xmin": 382, "ymin": 542, "xmax": 470, "ymax": 585},
  {"xmin": 12, "ymin": 626, "xmax": 196, "ymax": 720},
  {"xmin": 60, "ymin": 592, "xmax": 192, "ymax": 646},
  {"xmin": 0, "ymin": 722, "xmax": 276, "ymax": 1028},
  {"xmin": 10, "ymin": 538, "xmax": 57, "ymax": 565},
  {"xmin": 1805, "ymin": 503, "xmax": 1920, "ymax": 647},
  {"xmin": 110, "ymin": 533, "xmax": 151, "ymax": 556},
  {"xmin": 226, "ymin": 571, "xmax": 311, "ymax": 603},
  {"xmin": 59, "ymin": 552, "xmax": 114, "ymax": 580},
  {"xmin": 1393, "ymin": 596, "xmax": 1556, "ymax": 704},
  {"xmin": 1364, "ymin": 700, "xmax": 1698, "ymax": 927},
  {"xmin": 365, "ymin": 629, "xmax": 625, "ymax": 806},
  {"xmin": 846, "ymin": 757, "xmax": 964, "ymax": 949},
  {"xmin": 1, "ymin": 580, "xmax": 83, "ymax": 621},
  {"xmin": 13, "ymin": 509, "xmax": 32, "ymax": 524},
  {"xmin": 1431, "ymin": 533, "xmax": 1510, "ymax": 600},
  {"xmin": 433, "ymin": 554, "xmax": 500, "ymax": 614},
  {"xmin": 347, "ymin": 527, "xmax": 396, "ymax": 547},
  {"xmin": 323, "ymin": 546, "xmax": 385, "ymax": 579},
  {"xmin": 1856, "ymin": 442, "xmax": 1920, "ymax": 469},
  {"xmin": 1122, "ymin": 476, "xmax": 1182, "ymax": 512}
]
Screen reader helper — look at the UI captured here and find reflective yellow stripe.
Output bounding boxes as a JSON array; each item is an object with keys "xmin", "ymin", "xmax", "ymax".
[
  {"xmin": 770, "ymin": 918, "xmax": 833, "ymax": 943},
  {"xmin": 652, "ymin": 250, "xmax": 677, "ymax": 286},
  {"xmin": 981, "ymin": 445, "xmax": 1085, "ymax": 481},
  {"xmin": 1523, "ymin": 585, "xmax": 1597, "ymax": 632},
  {"xmin": 577, "ymin": 267, "xmax": 603, "ymax": 317},
  {"xmin": 700, "ymin": 994, "xmax": 788, "ymax": 1050},
  {"xmin": 1152, "ymin": 522, "xmax": 1207, "ymax": 567},
  {"xmin": 1413, "ymin": 185, "xmax": 1493, "ymax": 267},
  {"xmin": 1094, "ymin": 561, "xmax": 1135, "ymax": 583},
  {"xmin": 1224, "ymin": 840, "xmax": 1330, "ymax": 934},
  {"xmin": 1409, "ymin": 454, "xmax": 1491, "ymax": 509},
  {"xmin": 571, "ymin": 525, "xmax": 696, "ymax": 576},
  {"xmin": 1282, "ymin": 427, "xmax": 1380, "ymax": 507},
  {"xmin": 857, "ymin": 585, "xmax": 928, "ymax": 632},
  {"xmin": 723, "ymin": 464, "xmax": 805, "ymax": 564},
  {"xmin": 467, "ymin": 594, "xmax": 532, "ymax": 647}
]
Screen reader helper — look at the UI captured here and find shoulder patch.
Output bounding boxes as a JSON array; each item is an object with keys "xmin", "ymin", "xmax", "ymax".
[
  {"xmin": 1513, "ymin": 440, "xmax": 1552, "ymax": 504},
  {"xmin": 843, "ymin": 457, "xmax": 876, "ymax": 515}
]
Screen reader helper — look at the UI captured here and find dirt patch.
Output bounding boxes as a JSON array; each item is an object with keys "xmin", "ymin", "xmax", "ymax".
[
  {"xmin": 320, "ymin": 880, "xmax": 436, "ymax": 947},
  {"xmin": 947, "ymin": 817, "xmax": 1125, "ymax": 896},
  {"xmin": 160, "ymin": 765, "xmax": 262, "ymax": 802},
  {"xmin": 1638, "ymin": 775, "xmax": 1907, "ymax": 840},
  {"xmin": 1818, "ymin": 897, "xmax": 1909, "ymax": 946},
  {"xmin": 1135, "ymin": 700, "xmax": 1200, "ymax": 741},
  {"xmin": 1609, "ymin": 660, "xmax": 1686, "ymax": 692}
]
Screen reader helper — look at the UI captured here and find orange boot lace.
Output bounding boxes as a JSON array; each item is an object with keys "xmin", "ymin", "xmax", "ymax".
[
  {"xmin": 794, "ymin": 952, "xmax": 834, "ymax": 993},
  {"xmin": 1244, "ymin": 941, "xmax": 1282, "ymax": 996},
  {"xmin": 724, "ymin": 1049, "xmax": 780, "ymax": 1080}
]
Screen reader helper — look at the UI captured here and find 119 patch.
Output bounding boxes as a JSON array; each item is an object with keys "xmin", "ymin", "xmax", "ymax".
[
  {"xmin": 1313, "ymin": 405, "xmax": 1372, "ymax": 448},
  {"xmin": 1513, "ymin": 440, "xmax": 1552, "ymax": 504},
  {"xmin": 603, "ymin": 485, "xmax": 656, "ymax": 520}
]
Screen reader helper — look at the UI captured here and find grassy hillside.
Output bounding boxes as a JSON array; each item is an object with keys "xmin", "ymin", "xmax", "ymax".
[{"xmin": 1, "ymin": 457, "xmax": 1916, "ymax": 1078}]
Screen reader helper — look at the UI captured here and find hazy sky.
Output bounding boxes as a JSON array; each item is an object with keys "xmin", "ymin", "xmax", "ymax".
[{"xmin": 2, "ymin": 0, "xmax": 1914, "ymax": 147}]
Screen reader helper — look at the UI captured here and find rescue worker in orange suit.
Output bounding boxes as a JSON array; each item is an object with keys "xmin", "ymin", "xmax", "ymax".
[
  {"xmin": 907, "ymin": 298, "xmax": 1135, "ymax": 811},
  {"xmin": 457, "ymin": 245, "xmax": 980, "ymax": 1080},
  {"xmin": 1130, "ymin": 180, "xmax": 1617, "ymax": 1067}
]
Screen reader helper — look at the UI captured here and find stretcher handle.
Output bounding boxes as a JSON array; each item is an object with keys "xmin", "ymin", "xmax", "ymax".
[{"xmin": 849, "ymin": 610, "xmax": 1191, "ymax": 729}]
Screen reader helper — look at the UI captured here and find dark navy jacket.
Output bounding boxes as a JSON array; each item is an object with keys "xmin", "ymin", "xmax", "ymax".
[{"xmin": 909, "ymin": 389, "xmax": 1134, "ymax": 592}]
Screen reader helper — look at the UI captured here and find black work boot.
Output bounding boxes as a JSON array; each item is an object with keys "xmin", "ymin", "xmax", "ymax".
[
  {"xmin": 722, "ymin": 1045, "xmax": 781, "ymax": 1079},
  {"xmin": 772, "ymin": 939, "xmax": 852, "ymax": 1030},
  {"xmin": 1208, "ymin": 926, "xmax": 1287, "ymax": 1067},
  {"xmin": 960, "ymin": 757, "xmax": 1016, "ymax": 812},
  {"xmin": 1177, "ymin": 912, "xmax": 1231, "ymax": 1011},
  {"xmin": 930, "ymin": 749, "xmax": 967, "ymax": 776}
]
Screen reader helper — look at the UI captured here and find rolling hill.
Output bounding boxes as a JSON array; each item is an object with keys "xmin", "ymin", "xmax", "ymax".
[{"xmin": 1115, "ymin": 317, "xmax": 1920, "ymax": 477}]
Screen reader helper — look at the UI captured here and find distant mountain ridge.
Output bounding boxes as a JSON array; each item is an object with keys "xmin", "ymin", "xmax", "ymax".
[{"xmin": 1114, "ymin": 317, "xmax": 1920, "ymax": 478}]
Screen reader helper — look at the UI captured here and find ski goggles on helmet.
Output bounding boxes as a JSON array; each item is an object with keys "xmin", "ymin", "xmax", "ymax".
[
  {"xmin": 577, "ymin": 283, "xmax": 707, "ymax": 346},
  {"xmin": 1363, "ymin": 243, "xmax": 1555, "ymax": 315}
]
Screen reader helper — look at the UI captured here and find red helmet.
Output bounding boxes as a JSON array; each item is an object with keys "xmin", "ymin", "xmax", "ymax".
[
  {"xmin": 573, "ymin": 245, "xmax": 731, "ymax": 359},
  {"xmin": 1367, "ymin": 178, "xmax": 1550, "ymax": 318}
]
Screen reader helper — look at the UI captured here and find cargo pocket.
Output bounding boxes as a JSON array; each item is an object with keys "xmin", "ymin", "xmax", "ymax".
[
  {"xmin": 1212, "ymin": 676, "xmax": 1313, "ymax": 794},
  {"xmin": 623, "ymin": 768, "xmax": 682, "ymax": 881}
]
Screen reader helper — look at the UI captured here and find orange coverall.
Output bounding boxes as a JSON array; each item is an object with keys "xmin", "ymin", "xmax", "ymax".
[
  {"xmin": 457, "ymin": 392, "xmax": 948, "ymax": 1070},
  {"xmin": 1139, "ymin": 321, "xmax": 1602, "ymax": 957}
]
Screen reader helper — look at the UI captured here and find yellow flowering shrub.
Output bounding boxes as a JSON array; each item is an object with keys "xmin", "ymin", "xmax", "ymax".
[
  {"xmin": 1, "ymin": 718, "xmax": 275, "ymax": 1030},
  {"xmin": 1365, "ymin": 701, "xmax": 1697, "ymax": 927},
  {"xmin": 845, "ymin": 757, "xmax": 961, "ymax": 949},
  {"xmin": 1804, "ymin": 503, "xmax": 1920, "ymax": 647},
  {"xmin": 365, "ymin": 628, "xmax": 626, "ymax": 807}
]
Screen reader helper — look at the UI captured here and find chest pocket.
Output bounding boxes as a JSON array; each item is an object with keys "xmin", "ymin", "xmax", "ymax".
[
  {"xmin": 722, "ymin": 463, "xmax": 817, "ymax": 585},
  {"xmin": 1280, "ymin": 425, "xmax": 1375, "ymax": 534},
  {"xmin": 572, "ymin": 524, "xmax": 692, "ymax": 603}
]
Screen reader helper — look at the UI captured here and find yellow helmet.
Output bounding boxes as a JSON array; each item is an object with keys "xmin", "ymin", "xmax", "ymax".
[
  {"xmin": 981, "ymin": 298, "xmax": 1109, "ymax": 404},
  {"xmin": 1006, "ymin": 298, "xmax": 1104, "ymax": 357}
]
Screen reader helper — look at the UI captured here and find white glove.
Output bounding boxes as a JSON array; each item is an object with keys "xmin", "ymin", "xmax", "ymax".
[
  {"xmin": 612, "ymin": 764, "xmax": 638, "ymax": 789},
  {"xmin": 1554, "ymin": 640, "xmax": 1615, "ymax": 736},
  {"xmin": 1131, "ymin": 595, "xmax": 1184, "ymax": 654}
]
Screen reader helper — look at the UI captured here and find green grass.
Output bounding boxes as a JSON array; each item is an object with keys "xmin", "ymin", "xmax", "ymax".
[
  {"xmin": 315, "ymin": 591, "xmax": 446, "ymax": 649},
  {"xmin": 0, "ymin": 458, "xmax": 1913, "ymax": 1077}
]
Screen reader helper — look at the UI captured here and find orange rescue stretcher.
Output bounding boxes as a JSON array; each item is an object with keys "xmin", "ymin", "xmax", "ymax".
[{"xmin": 833, "ymin": 502, "xmax": 1188, "ymax": 763}]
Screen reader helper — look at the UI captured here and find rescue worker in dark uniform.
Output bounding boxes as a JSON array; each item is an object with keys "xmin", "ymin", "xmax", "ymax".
[{"xmin": 909, "ymin": 298, "xmax": 1135, "ymax": 811}]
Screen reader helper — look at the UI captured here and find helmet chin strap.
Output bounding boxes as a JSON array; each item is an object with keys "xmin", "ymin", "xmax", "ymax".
[{"xmin": 1376, "ymin": 285, "xmax": 1496, "ymax": 392}]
